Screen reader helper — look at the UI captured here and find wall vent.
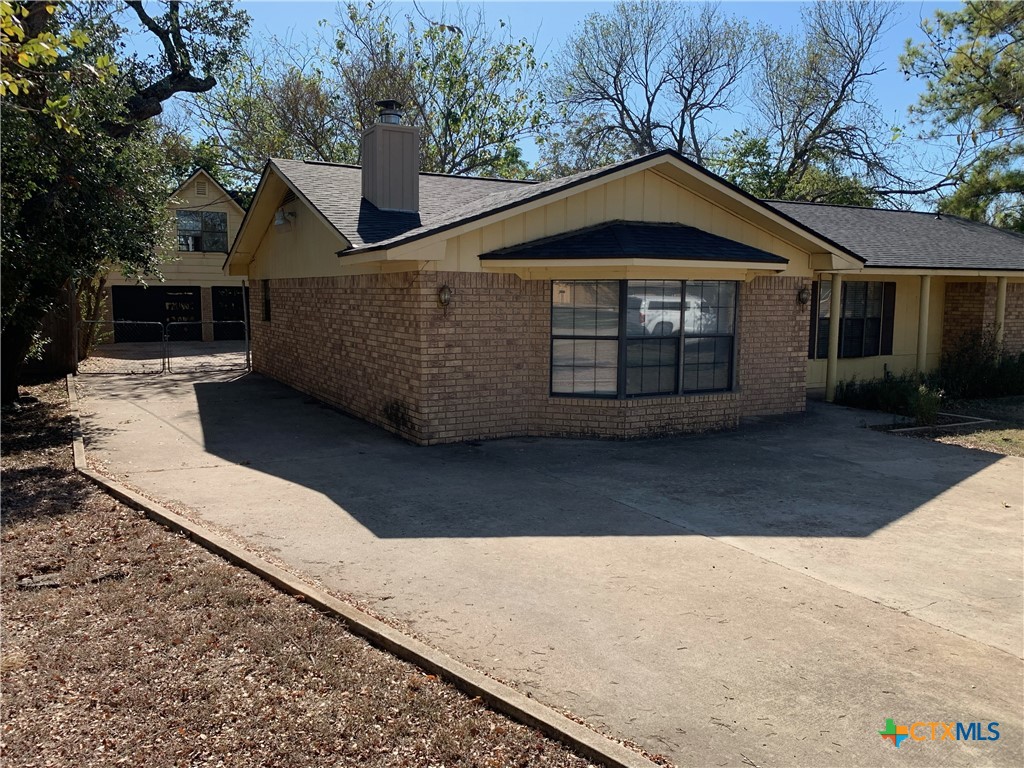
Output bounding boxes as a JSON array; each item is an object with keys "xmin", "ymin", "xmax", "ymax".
[{"xmin": 195, "ymin": 179, "xmax": 208, "ymax": 196}]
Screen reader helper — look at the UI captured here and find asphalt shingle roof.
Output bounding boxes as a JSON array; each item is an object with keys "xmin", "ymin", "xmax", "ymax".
[
  {"xmin": 766, "ymin": 200, "xmax": 1024, "ymax": 271},
  {"xmin": 267, "ymin": 156, "xmax": 1023, "ymax": 273},
  {"xmin": 479, "ymin": 220, "xmax": 788, "ymax": 264},
  {"xmin": 270, "ymin": 158, "xmax": 535, "ymax": 249}
]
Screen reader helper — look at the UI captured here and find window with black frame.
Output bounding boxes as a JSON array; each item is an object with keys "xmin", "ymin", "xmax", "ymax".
[
  {"xmin": 551, "ymin": 279, "xmax": 738, "ymax": 398},
  {"xmin": 809, "ymin": 278, "xmax": 895, "ymax": 359},
  {"xmin": 551, "ymin": 281, "xmax": 619, "ymax": 396},
  {"xmin": 177, "ymin": 210, "xmax": 228, "ymax": 252}
]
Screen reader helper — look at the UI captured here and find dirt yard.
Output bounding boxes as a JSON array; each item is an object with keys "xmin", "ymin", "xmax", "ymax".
[
  {"xmin": 0, "ymin": 380, "xmax": 599, "ymax": 768},
  {"xmin": 913, "ymin": 396, "xmax": 1024, "ymax": 457}
]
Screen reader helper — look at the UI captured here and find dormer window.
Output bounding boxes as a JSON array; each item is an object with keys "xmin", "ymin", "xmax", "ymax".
[{"xmin": 177, "ymin": 210, "xmax": 228, "ymax": 252}]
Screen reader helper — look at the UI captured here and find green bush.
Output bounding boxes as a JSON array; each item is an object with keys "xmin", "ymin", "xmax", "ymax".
[
  {"xmin": 834, "ymin": 373, "xmax": 945, "ymax": 425},
  {"xmin": 939, "ymin": 329, "xmax": 1024, "ymax": 399},
  {"xmin": 912, "ymin": 384, "xmax": 943, "ymax": 426}
]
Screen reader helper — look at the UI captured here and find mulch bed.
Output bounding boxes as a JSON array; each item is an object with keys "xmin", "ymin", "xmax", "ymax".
[{"xmin": 1, "ymin": 380, "xmax": 603, "ymax": 768}]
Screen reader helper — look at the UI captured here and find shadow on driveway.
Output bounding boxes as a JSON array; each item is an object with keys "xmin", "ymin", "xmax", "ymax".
[{"xmin": 172, "ymin": 373, "xmax": 1005, "ymax": 541}]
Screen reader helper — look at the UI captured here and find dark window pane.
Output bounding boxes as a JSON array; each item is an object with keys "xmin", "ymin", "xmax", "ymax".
[
  {"xmin": 177, "ymin": 210, "xmax": 201, "ymax": 229},
  {"xmin": 863, "ymin": 317, "xmax": 881, "ymax": 356},
  {"xmin": 205, "ymin": 232, "xmax": 228, "ymax": 252},
  {"xmin": 552, "ymin": 339, "xmax": 574, "ymax": 367},
  {"xmin": 843, "ymin": 282, "xmax": 867, "ymax": 318},
  {"xmin": 816, "ymin": 318, "xmax": 830, "ymax": 359},
  {"xmin": 203, "ymin": 211, "xmax": 228, "ymax": 232},
  {"xmin": 841, "ymin": 318, "xmax": 865, "ymax": 357}
]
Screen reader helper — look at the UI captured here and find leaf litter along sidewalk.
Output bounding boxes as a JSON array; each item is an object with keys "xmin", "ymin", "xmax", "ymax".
[{"xmin": 1, "ymin": 380, "xmax": 603, "ymax": 768}]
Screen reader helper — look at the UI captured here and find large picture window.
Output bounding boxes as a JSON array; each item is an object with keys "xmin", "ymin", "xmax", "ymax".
[
  {"xmin": 177, "ymin": 210, "xmax": 228, "ymax": 252},
  {"xmin": 551, "ymin": 280, "xmax": 738, "ymax": 398},
  {"xmin": 809, "ymin": 279, "xmax": 895, "ymax": 359}
]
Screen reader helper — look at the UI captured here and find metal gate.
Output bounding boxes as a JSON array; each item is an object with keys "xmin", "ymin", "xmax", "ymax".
[
  {"xmin": 165, "ymin": 321, "xmax": 249, "ymax": 372},
  {"xmin": 78, "ymin": 320, "xmax": 249, "ymax": 374}
]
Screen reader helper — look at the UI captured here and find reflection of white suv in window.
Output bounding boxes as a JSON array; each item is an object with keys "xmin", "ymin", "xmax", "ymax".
[{"xmin": 639, "ymin": 296, "xmax": 714, "ymax": 335}]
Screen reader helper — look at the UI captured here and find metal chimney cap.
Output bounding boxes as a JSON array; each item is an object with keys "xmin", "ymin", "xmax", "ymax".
[{"xmin": 376, "ymin": 99, "xmax": 404, "ymax": 124}]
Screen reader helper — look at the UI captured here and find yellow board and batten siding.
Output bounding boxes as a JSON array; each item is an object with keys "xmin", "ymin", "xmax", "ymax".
[
  {"xmin": 107, "ymin": 170, "xmax": 245, "ymax": 288},
  {"xmin": 247, "ymin": 167, "xmax": 821, "ymax": 281},
  {"xmin": 806, "ymin": 274, "xmax": 948, "ymax": 389}
]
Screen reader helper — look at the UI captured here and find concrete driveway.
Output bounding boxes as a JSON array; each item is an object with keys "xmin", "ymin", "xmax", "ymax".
[{"xmin": 76, "ymin": 371, "xmax": 1023, "ymax": 767}]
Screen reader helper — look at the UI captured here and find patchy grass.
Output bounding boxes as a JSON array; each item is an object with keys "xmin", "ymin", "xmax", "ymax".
[
  {"xmin": 931, "ymin": 426, "xmax": 1024, "ymax": 457},
  {"xmin": 890, "ymin": 396, "xmax": 1024, "ymax": 457},
  {"xmin": 1, "ymin": 380, "xmax": 602, "ymax": 768}
]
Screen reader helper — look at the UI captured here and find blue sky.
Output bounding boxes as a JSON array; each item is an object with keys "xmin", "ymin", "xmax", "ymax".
[
  {"xmin": 232, "ymin": 0, "xmax": 959, "ymax": 130},
  {"xmin": 160, "ymin": 0, "xmax": 962, "ymax": 192}
]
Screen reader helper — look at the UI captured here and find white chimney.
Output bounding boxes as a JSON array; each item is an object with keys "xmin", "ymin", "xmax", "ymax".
[{"xmin": 361, "ymin": 99, "xmax": 419, "ymax": 213}]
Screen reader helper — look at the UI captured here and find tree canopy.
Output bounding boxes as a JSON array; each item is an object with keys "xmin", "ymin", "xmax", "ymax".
[
  {"xmin": 901, "ymin": 0, "xmax": 1024, "ymax": 229},
  {"xmin": 191, "ymin": 2, "xmax": 545, "ymax": 183},
  {"xmin": 0, "ymin": 0, "xmax": 249, "ymax": 402}
]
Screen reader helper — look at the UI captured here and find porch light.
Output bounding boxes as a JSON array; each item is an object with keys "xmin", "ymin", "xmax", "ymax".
[
  {"xmin": 437, "ymin": 284, "xmax": 453, "ymax": 307},
  {"xmin": 797, "ymin": 286, "xmax": 812, "ymax": 305}
]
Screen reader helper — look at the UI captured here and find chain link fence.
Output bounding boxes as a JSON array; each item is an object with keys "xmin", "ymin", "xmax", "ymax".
[
  {"xmin": 165, "ymin": 321, "xmax": 249, "ymax": 373},
  {"xmin": 78, "ymin": 320, "xmax": 249, "ymax": 375},
  {"xmin": 78, "ymin": 321, "xmax": 167, "ymax": 374}
]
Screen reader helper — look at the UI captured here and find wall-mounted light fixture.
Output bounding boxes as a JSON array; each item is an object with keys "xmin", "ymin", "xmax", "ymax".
[
  {"xmin": 437, "ymin": 284, "xmax": 453, "ymax": 307},
  {"xmin": 273, "ymin": 208, "xmax": 296, "ymax": 226},
  {"xmin": 797, "ymin": 286, "xmax": 812, "ymax": 305}
]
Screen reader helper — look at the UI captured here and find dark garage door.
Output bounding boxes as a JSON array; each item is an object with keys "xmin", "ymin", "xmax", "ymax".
[
  {"xmin": 111, "ymin": 285, "xmax": 202, "ymax": 342},
  {"xmin": 212, "ymin": 286, "xmax": 249, "ymax": 341}
]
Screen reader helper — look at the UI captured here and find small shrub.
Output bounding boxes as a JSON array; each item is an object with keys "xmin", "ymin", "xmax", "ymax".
[
  {"xmin": 939, "ymin": 329, "xmax": 1024, "ymax": 399},
  {"xmin": 911, "ymin": 384, "xmax": 943, "ymax": 426},
  {"xmin": 834, "ymin": 373, "xmax": 945, "ymax": 426}
]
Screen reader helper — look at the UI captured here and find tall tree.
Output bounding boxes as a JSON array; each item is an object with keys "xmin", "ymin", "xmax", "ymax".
[
  {"xmin": 544, "ymin": 0, "xmax": 753, "ymax": 170},
  {"xmin": 545, "ymin": 0, "xmax": 906, "ymax": 203},
  {"xmin": 901, "ymin": 0, "xmax": 1024, "ymax": 229},
  {"xmin": 0, "ymin": 1, "xmax": 248, "ymax": 403},
  {"xmin": 191, "ymin": 1, "xmax": 546, "ymax": 182},
  {"xmin": 732, "ymin": 0, "xmax": 901, "ymax": 201}
]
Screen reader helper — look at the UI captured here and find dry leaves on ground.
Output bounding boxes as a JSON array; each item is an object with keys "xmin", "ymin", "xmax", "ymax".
[{"xmin": 1, "ymin": 380, "xmax": 598, "ymax": 768}]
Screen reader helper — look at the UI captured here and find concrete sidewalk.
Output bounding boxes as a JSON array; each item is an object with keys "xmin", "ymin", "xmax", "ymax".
[{"xmin": 77, "ymin": 371, "xmax": 1024, "ymax": 767}]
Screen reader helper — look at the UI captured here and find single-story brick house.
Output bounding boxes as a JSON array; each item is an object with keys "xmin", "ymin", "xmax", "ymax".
[
  {"xmin": 225, "ymin": 107, "xmax": 1023, "ymax": 444},
  {"xmin": 104, "ymin": 169, "xmax": 247, "ymax": 342}
]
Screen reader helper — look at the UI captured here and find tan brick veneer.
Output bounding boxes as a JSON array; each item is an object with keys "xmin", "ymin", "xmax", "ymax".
[
  {"xmin": 943, "ymin": 282, "xmax": 1024, "ymax": 357},
  {"xmin": 251, "ymin": 273, "xmax": 810, "ymax": 445}
]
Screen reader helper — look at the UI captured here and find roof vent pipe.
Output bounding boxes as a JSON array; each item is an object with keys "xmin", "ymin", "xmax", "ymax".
[{"xmin": 376, "ymin": 99, "xmax": 404, "ymax": 125}]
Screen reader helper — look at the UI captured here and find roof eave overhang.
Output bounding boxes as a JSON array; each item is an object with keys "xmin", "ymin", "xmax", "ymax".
[
  {"xmin": 170, "ymin": 168, "xmax": 246, "ymax": 215},
  {"xmin": 336, "ymin": 151, "xmax": 865, "ymax": 268},
  {"xmin": 859, "ymin": 266, "xmax": 1024, "ymax": 277},
  {"xmin": 225, "ymin": 160, "xmax": 352, "ymax": 275},
  {"xmin": 480, "ymin": 258, "xmax": 785, "ymax": 270}
]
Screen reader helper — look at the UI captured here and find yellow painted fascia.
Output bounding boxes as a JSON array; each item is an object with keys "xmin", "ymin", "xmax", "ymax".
[
  {"xmin": 646, "ymin": 165, "xmax": 863, "ymax": 269},
  {"xmin": 858, "ymin": 268, "xmax": 1024, "ymax": 278},
  {"xmin": 227, "ymin": 162, "xmax": 351, "ymax": 275},
  {"xmin": 339, "ymin": 153, "xmax": 863, "ymax": 269},
  {"xmin": 482, "ymin": 263, "xmax": 767, "ymax": 282},
  {"xmin": 169, "ymin": 169, "xmax": 246, "ymax": 216}
]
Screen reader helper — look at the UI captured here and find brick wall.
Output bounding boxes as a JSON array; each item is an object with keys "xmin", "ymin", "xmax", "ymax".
[
  {"xmin": 250, "ymin": 274, "xmax": 432, "ymax": 442},
  {"xmin": 737, "ymin": 276, "xmax": 810, "ymax": 418},
  {"xmin": 943, "ymin": 281, "xmax": 1024, "ymax": 357},
  {"xmin": 252, "ymin": 272, "xmax": 810, "ymax": 444}
]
